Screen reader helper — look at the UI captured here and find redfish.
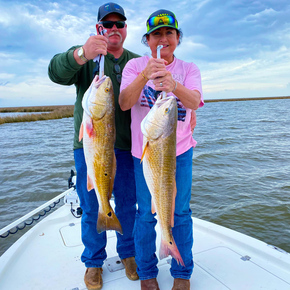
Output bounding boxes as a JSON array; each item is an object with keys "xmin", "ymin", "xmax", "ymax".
[
  {"xmin": 79, "ymin": 75, "xmax": 122, "ymax": 234},
  {"xmin": 141, "ymin": 95, "xmax": 184, "ymax": 266}
]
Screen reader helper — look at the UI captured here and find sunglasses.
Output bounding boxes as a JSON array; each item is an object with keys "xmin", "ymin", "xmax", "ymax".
[
  {"xmin": 114, "ymin": 64, "xmax": 122, "ymax": 84},
  {"xmin": 148, "ymin": 15, "xmax": 177, "ymax": 29},
  {"xmin": 99, "ymin": 21, "xmax": 125, "ymax": 29},
  {"xmin": 92, "ymin": 62, "xmax": 122, "ymax": 84}
]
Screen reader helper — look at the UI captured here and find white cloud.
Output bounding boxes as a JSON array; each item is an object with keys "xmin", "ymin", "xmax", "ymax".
[
  {"xmin": 248, "ymin": 8, "xmax": 277, "ymax": 20},
  {"xmin": 201, "ymin": 44, "xmax": 290, "ymax": 99},
  {"xmin": 0, "ymin": 0, "xmax": 289, "ymax": 107},
  {"xmin": 0, "ymin": 76, "xmax": 76, "ymax": 107},
  {"xmin": 0, "ymin": 73, "xmax": 15, "ymax": 80}
]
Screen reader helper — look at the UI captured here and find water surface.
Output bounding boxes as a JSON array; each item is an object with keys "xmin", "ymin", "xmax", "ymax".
[{"xmin": 0, "ymin": 99, "xmax": 289, "ymax": 256}]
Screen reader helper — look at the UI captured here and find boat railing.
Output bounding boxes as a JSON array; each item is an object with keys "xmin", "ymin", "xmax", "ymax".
[
  {"xmin": 0, "ymin": 187, "xmax": 77, "ymax": 238},
  {"xmin": 0, "ymin": 172, "xmax": 81, "ymax": 238}
]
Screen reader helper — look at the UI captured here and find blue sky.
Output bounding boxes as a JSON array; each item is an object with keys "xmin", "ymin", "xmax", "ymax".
[{"xmin": 0, "ymin": 0, "xmax": 289, "ymax": 107}]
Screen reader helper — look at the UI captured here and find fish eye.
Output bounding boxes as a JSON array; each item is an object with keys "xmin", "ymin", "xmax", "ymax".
[
  {"xmin": 105, "ymin": 87, "xmax": 109, "ymax": 93},
  {"xmin": 165, "ymin": 107, "xmax": 170, "ymax": 113}
]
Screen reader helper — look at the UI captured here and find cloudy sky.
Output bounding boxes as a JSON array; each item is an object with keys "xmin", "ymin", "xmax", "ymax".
[{"xmin": 0, "ymin": 0, "xmax": 289, "ymax": 107}]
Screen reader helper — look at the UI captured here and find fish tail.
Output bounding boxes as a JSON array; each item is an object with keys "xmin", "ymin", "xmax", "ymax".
[
  {"xmin": 97, "ymin": 207, "xmax": 123, "ymax": 235},
  {"xmin": 159, "ymin": 238, "xmax": 185, "ymax": 267}
]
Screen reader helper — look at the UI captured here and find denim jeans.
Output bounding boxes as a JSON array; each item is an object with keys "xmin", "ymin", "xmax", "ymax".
[
  {"xmin": 74, "ymin": 148, "xmax": 137, "ymax": 267},
  {"xmin": 133, "ymin": 148, "xmax": 194, "ymax": 280}
]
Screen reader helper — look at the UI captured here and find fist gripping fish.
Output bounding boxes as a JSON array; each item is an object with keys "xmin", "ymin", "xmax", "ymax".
[
  {"xmin": 79, "ymin": 74, "xmax": 122, "ymax": 235},
  {"xmin": 141, "ymin": 95, "xmax": 184, "ymax": 266}
]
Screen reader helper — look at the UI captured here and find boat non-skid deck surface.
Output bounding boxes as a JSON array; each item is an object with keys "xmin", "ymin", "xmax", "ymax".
[{"xmin": 0, "ymin": 203, "xmax": 289, "ymax": 290}]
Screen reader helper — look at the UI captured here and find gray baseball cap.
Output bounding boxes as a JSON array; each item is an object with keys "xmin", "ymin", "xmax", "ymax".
[{"xmin": 98, "ymin": 2, "xmax": 127, "ymax": 21}]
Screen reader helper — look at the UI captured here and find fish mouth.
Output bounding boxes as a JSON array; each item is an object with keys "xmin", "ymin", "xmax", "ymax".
[
  {"xmin": 155, "ymin": 95, "xmax": 175, "ymax": 107},
  {"xmin": 94, "ymin": 75, "xmax": 107, "ymax": 89},
  {"xmin": 89, "ymin": 75, "xmax": 109, "ymax": 106},
  {"xmin": 82, "ymin": 75, "xmax": 109, "ymax": 117},
  {"xmin": 91, "ymin": 76, "xmax": 110, "ymax": 106}
]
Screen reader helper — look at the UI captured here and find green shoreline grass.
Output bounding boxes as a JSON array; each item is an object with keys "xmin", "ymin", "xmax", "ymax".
[
  {"xmin": 0, "ymin": 105, "xmax": 74, "ymax": 125},
  {"xmin": 1, "ymin": 96, "xmax": 289, "ymax": 124}
]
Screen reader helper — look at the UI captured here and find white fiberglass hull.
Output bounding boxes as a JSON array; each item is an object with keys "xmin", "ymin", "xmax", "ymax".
[{"xmin": 0, "ymin": 200, "xmax": 289, "ymax": 290}]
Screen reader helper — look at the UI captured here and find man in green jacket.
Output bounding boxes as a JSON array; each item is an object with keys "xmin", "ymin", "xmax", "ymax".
[{"xmin": 48, "ymin": 3, "xmax": 139, "ymax": 289}]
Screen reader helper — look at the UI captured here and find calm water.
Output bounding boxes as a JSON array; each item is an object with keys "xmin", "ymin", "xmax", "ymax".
[{"xmin": 0, "ymin": 99, "xmax": 290, "ymax": 256}]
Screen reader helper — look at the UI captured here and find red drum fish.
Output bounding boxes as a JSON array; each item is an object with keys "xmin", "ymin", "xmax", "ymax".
[
  {"xmin": 79, "ymin": 75, "xmax": 122, "ymax": 234},
  {"xmin": 141, "ymin": 95, "xmax": 184, "ymax": 266}
]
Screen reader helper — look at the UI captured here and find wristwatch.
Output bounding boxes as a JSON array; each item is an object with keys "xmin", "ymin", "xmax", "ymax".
[{"xmin": 77, "ymin": 47, "xmax": 88, "ymax": 62}]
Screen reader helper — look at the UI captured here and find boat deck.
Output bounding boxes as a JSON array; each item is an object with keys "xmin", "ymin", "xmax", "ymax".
[{"xmin": 0, "ymin": 201, "xmax": 290, "ymax": 290}]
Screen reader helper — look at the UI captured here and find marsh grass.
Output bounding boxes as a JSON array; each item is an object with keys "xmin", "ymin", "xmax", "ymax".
[
  {"xmin": 0, "ymin": 105, "xmax": 74, "ymax": 125},
  {"xmin": 1, "ymin": 96, "xmax": 289, "ymax": 125}
]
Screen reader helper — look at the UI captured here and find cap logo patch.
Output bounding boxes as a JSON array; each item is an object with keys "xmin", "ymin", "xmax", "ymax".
[{"xmin": 114, "ymin": 4, "xmax": 121, "ymax": 11}]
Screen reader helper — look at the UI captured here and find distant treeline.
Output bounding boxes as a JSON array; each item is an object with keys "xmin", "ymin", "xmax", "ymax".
[{"xmin": 0, "ymin": 105, "xmax": 74, "ymax": 124}]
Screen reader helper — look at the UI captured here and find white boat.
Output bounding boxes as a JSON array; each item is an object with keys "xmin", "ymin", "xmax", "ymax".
[{"xmin": 0, "ymin": 177, "xmax": 290, "ymax": 290}]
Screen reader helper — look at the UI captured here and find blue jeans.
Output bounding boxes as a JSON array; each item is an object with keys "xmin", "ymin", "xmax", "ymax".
[
  {"xmin": 74, "ymin": 148, "xmax": 137, "ymax": 267},
  {"xmin": 133, "ymin": 148, "xmax": 194, "ymax": 280}
]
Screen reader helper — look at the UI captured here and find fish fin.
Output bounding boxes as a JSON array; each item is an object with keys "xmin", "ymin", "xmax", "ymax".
[
  {"xmin": 159, "ymin": 238, "xmax": 169, "ymax": 260},
  {"xmin": 151, "ymin": 200, "xmax": 156, "ymax": 214},
  {"xmin": 79, "ymin": 123, "xmax": 84, "ymax": 141},
  {"xmin": 97, "ymin": 206, "xmax": 123, "ymax": 235},
  {"xmin": 86, "ymin": 118, "xmax": 95, "ymax": 138},
  {"xmin": 171, "ymin": 180, "xmax": 177, "ymax": 227},
  {"xmin": 87, "ymin": 175, "xmax": 94, "ymax": 192},
  {"xmin": 108, "ymin": 153, "xmax": 116, "ymax": 200},
  {"xmin": 141, "ymin": 141, "xmax": 149, "ymax": 163}
]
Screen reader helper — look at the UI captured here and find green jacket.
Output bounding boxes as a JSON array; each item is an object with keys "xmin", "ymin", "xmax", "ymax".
[{"xmin": 48, "ymin": 46, "xmax": 140, "ymax": 150}]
